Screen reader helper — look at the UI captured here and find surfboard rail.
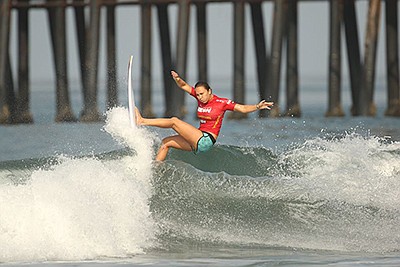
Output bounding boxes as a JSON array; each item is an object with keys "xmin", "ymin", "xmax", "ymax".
[{"xmin": 127, "ymin": 55, "xmax": 136, "ymax": 128}]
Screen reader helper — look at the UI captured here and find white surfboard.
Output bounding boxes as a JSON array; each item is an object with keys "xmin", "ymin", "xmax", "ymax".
[{"xmin": 127, "ymin": 55, "xmax": 136, "ymax": 128}]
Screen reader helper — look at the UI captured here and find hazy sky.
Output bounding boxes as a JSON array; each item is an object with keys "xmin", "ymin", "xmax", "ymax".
[{"xmin": 8, "ymin": 1, "xmax": 391, "ymax": 88}]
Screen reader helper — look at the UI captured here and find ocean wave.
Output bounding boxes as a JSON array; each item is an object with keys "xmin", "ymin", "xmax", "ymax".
[
  {"xmin": 1, "ymin": 108, "xmax": 400, "ymax": 263},
  {"xmin": 152, "ymin": 134, "xmax": 400, "ymax": 252}
]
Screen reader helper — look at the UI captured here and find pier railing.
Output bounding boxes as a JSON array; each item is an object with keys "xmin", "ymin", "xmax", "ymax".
[{"xmin": 0, "ymin": 0, "xmax": 399, "ymax": 124}]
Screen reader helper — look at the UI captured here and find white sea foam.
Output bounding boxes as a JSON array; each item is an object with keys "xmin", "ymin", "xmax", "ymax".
[
  {"xmin": 283, "ymin": 133, "xmax": 400, "ymax": 210},
  {"xmin": 0, "ymin": 107, "xmax": 157, "ymax": 262}
]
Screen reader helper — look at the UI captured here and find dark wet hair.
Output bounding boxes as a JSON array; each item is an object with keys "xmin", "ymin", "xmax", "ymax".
[{"xmin": 194, "ymin": 81, "xmax": 211, "ymax": 91}]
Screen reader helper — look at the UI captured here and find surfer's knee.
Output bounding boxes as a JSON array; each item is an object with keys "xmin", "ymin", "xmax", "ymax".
[
  {"xmin": 156, "ymin": 142, "xmax": 169, "ymax": 161},
  {"xmin": 160, "ymin": 138, "xmax": 171, "ymax": 149},
  {"xmin": 157, "ymin": 141, "xmax": 170, "ymax": 157},
  {"xmin": 160, "ymin": 136, "xmax": 179, "ymax": 153},
  {"xmin": 160, "ymin": 141, "xmax": 168, "ymax": 148},
  {"xmin": 170, "ymin": 116, "xmax": 181, "ymax": 126}
]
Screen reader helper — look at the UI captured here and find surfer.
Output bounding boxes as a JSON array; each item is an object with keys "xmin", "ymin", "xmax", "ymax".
[{"xmin": 135, "ymin": 70, "xmax": 273, "ymax": 161}]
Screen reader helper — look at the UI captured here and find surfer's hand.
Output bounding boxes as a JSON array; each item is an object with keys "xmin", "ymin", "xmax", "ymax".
[
  {"xmin": 171, "ymin": 70, "xmax": 180, "ymax": 80},
  {"xmin": 256, "ymin": 100, "xmax": 274, "ymax": 110}
]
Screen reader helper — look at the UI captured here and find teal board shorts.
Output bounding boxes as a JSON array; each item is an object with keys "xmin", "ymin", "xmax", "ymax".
[{"xmin": 194, "ymin": 131, "xmax": 216, "ymax": 154}]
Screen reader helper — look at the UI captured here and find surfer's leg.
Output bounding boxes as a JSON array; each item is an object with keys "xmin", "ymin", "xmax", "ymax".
[
  {"xmin": 136, "ymin": 108, "xmax": 203, "ymax": 148},
  {"xmin": 156, "ymin": 135, "xmax": 192, "ymax": 161}
]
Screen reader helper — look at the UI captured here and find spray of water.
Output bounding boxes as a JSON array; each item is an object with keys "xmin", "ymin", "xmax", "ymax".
[{"xmin": 0, "ymin": 107, "xmax": 157, "ymax": 262}]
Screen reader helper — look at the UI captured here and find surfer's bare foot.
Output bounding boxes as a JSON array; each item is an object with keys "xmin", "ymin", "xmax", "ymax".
[{"xmin": 135, "ymin": 107, "xmax": 144, "ymax": 126}]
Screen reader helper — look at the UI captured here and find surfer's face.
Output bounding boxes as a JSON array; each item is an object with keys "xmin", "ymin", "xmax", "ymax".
[{"xmin": 195, "ymin": 86, "xmax": 212, "ymax": 103}]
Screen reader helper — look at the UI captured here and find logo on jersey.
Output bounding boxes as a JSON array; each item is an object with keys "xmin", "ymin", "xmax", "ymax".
[
  {"xmin": 198, "ymin": 107, "xmax": 212, "ymax": 113},
  {"xmin": 216, "ymin": 98, "xmax": 234, "ymax": 105}
]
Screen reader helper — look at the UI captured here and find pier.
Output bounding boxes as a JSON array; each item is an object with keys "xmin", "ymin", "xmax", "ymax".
[{"xmin": 0, "ymin": 0, "xmax": 399, "ymax": 124}]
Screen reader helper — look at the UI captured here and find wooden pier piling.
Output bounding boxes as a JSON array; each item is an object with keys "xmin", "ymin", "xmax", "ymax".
[
  {"xmin": 5, "ymin": 53, "xmax": 16, "ymax": 123},
  {"xmin": 385, "ymin": 0, "xmax": 400, "ymax": 116},
  {"xmin": 17, "ymin": 0, "xmax": 33, "ymax": 123},
  {"xmin": 343, "ymin": 0, "xmax": 362, "ymax": 116},
  {"xmin": 285, "ymin": 0, "xmax": 300, "ymax": 117},
  {"xmin": 73, "ymin": 0, "xmax": 87, "ymax": 117},
  {"xmin": 359, "ymin": 0, "xmax": 381, "ymax": 116},
  {"xmin": 326, "ymin": 0, "xmax": 344, "ymax": 117},
  {"xmin": 230, "ymin": 0, "xmax": 247, "ymax": 119},
  {"xmin": 196, "ymin": 2, "xmax": 208, "ymax": 83},
  {"xmin": 106, "ymin": 0, "xmax": 118, "ymax": 109},
  {"xmin": 0, "ymin": 0, "xmax": 12, "ymax": 123},
  {"xmin": 47, "ymin": 0, "xmax": 76, "ymax": 122},
  {"xmin": 140, "ymin": 1, "xmax": 153, "ymax": 117},
  {"xmin": 174, "ymin": 0, "xmax": 190, "ymax": 118},
  {"xmin": 156, "ymin": 3, "xmax": 174, "ymax": 117},
  {"xmin": 81, "ymin": 0, "xmax": 101, "ymax": 122},
  {"xmin": 269, "ymin": 0, "xmax": 287, "ymax": 117},
  {"xmin": 250, "ymin": 1, "xmax": 269, "ymax": 118}
]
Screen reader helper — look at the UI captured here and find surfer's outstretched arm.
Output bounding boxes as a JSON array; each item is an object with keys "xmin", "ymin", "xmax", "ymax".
[
  {"xmin": 170, "ymin": 70, "xmax": 192, "ymax": 94},
  {"xmin": 234, "ymin": 100, "xmax": 274, "ymax": 113}
]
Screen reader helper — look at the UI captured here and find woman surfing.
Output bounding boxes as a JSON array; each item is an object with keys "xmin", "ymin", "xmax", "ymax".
[{"xmin": 135, "ymin": 70, "xmax": 273, "ymax": 161}]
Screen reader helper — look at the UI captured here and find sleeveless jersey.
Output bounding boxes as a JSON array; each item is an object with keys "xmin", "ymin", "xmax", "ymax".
[{"xmin": 190, "ymin": 87, "xmax": 236, "ymax": 136}]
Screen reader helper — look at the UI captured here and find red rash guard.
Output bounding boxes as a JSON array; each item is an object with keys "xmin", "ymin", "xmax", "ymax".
[{"xmin": 190, "ymin": 87, "xmax": 236, "ymax": 137}]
